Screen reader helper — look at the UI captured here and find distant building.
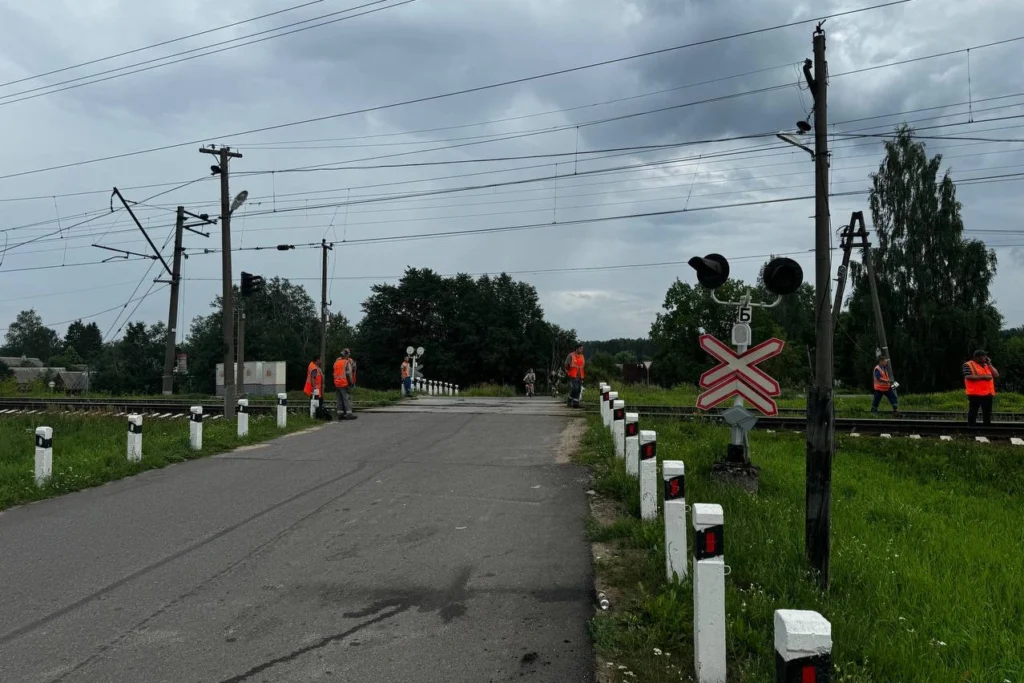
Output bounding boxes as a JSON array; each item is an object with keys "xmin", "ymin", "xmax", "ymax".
[
  {"xmin": 0, "ymin": 356, "xmax": 44, "ymax": 368},
  {"xmin": 2, "ymin": 358, "xmax": 92, "ymax": 393}
]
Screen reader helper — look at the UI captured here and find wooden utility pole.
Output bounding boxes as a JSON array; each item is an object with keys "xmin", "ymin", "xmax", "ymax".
[
  {"xmin": 804, "ymin": 24, "xmax": 834, "ymax": 587},
  {"xmin": 200, "ymin": 145, "xmax": 243, "ymax": 419},
  {"xmin": 161, "ymin": 207, "xmax": 185, "ymax": 395},
  {"xmin": 320, "ymin": 240, "xmax": 332, "ymax": 368}
]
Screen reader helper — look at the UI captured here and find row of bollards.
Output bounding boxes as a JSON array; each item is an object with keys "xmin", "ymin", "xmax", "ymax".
[
  {"xmin": 597, "ymin": 382, "xmax": 832, "ymax": 683},
  {"xmin": 413, "ymin": 379, "xmax": 459, "ymax": 396},
  {"xmin": 32, "ymin": 393, "xmax": 293, "ymax": 489}
]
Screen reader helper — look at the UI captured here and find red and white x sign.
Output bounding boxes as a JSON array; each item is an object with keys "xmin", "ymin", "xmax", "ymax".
[
  {"xmin": 699, "ymin": 335, "xmax": 784, "ymax": 396},
  {"xmin": 696, "ymin": 334, "xmax": 785, "ymax": 416}
]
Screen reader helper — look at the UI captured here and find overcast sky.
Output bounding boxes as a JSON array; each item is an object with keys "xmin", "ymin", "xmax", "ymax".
[{"xmin": 1, "ymin": 0, "xmax": 1023, "ymax": 348}]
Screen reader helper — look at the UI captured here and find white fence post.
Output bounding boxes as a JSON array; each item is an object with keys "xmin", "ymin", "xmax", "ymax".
[
  {"xmin": 639, "ymin": 429, "xmax": 658, "ymax": 520},
  {"xmin": 455, "ymin": 385, "xmax": 460, "ymax": 396},
  {"xmin": 34, "ymin": 426, "xmax": 53, "ymax": 486},
  {"xmin": 127, "ymin": 414, "xmax": 143, "ymax": 462},
  {"xmin": 598, "ymin": 383, "xmax": 608, "ymax": 419},
  {"xmin": 625, "ymin": 412, "xmax": 640, "ymax": 477},
  {"xmin": 663, "ymin": 460, "xmax": 687, "ymax": 580},
  {"xmin": 693, "ymin": 503, "xmax": 726, "ymax": 683},
  {"xmin": 775, "ymin": 610, "xmax": 832, "ymax": 683},
  {"xmin": 605, "ymin": 392, "xmax": 619, "ymax": 432},
  {"xmin": 277, "ymin": 393, "xmax": 287, "ymax": 428},
  {"xmin": 237, "ymin": 399, "xmax": 249, "ymax": 438},
  {"xmin": 601, "ymin": 386, "xmax": 612, "ymax": 427},
  {"xmin": 612, "ymin": 400, "xmax": 626, "ymax": 459},
  {"xmin": 189, "ymin": 406, "xmax": 203, "ymax": 451},
  {"xmin": 309, "ymin": 389, "xmax": 319, "ymax": 419}
]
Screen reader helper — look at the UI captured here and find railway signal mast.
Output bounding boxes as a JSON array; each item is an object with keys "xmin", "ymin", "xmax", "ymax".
[{"xmin": 688, "ymin": 253, "xmax": 804, "ymax": 490}]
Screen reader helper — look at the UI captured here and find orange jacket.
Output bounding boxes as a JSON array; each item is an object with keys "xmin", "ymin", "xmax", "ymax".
[
  {"xmin": 964, "ymin": 360, "xmax": 995, "ymax": 396},
  {"xmin": 873, "ymin": 365, "xmax": 891, "ymax": 392},
  {"xmin": 333, "ymin": 358, "xmax": 351, "ymax": 388},
  {"xmin": 566, "ymin": 352, "xmax": 585, "ymax": 379},
  {"xmin": 304, "ymin": 361, "xmax": 323, "ymax": 396}
]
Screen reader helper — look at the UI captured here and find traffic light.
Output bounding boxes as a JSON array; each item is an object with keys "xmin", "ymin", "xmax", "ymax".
[
  {"xmin": 240, "ymin": 271, "xmax": 264, "ymax": 298},
  {"xmin": 687, "ymin": 253, "xmax": 730, "ymax": 289},
  {"xmin": 762, "ymin": 257, "xmax": 804, "ymax": 296}
]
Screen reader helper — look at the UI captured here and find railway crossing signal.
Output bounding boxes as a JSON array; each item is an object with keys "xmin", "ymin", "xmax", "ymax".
[
  {"xmin": 697, "ymin": 335, "xmax": 784, "ymax": 415},
  {"xmin": 240, "ymin": 271, "xmax": 264, "ymax": 297}
]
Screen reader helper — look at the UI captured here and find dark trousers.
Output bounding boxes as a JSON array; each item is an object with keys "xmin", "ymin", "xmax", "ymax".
[
  {"xmin": 337, "ymin": 387, "xmax": 352, "ymax": 416},
  {"xmin": 568, "ymin": 378, "xmax": 582, "ymax": 406},
  {"xmin": 968, "ymin": 395, "xmax": 993, "ymax": 426},
  {"xmin": 871, "ymin": 389, "xmax": 898, "ymax": 412}
]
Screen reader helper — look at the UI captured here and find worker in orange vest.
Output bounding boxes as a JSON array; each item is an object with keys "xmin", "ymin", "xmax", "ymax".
[
  {"xmin": 333, "ymin": 348, "xmax": 358, "ymax": 420},
  {"xmin": 963, "ymin": 349, "xmax": 998, "ymax": 426},
  {"xmin": 870, "ymin": 354, "xmax": 899, "ymax": 416},
  {"xmin": 304, "ymin": 355, "xmax": 326, "ymax": 419},
  {"xmin": 564, "ymin": 344, "xmax": 585, "ymax": 408}
]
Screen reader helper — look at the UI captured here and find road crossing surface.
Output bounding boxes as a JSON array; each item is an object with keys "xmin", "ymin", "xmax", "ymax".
[{"xmin": 0, "ymin": 398, "xmax": 594, "ymax": 682}]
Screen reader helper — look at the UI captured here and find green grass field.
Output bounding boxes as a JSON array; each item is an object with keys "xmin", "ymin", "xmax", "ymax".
[
  {"xmin": 580, "ymin": 406, "xmax": 1024, "ymax": 681},
  {"xmin": 0, "ymin": 412, "xmax": 319, "ymax": 511},
  {"xmin": 583, "ymin": 382, "xmax": 1024, "ymax": 415},
  {"xmin": 458, "ymin": 383, "xmax": 518, "ymax": 397}
]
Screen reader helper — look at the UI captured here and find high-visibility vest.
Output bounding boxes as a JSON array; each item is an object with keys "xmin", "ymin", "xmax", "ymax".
[
  {"xmin": 567, "ymin": 352, "xmax": 585, "ymax": 379},
  {"xmin": 304, "ymin": 362, "xmax": 322, "ymax": 397},
  {"xmin": 965, "ymin": 360, "xmax": 996, "ymax": 396},
  {"xmin": 873, "ymin": 365, "xmax": 891, "ymax": 392},
  {"xmin": 333, "ymin": 358, "xmax": 350, "ymax": 388}
]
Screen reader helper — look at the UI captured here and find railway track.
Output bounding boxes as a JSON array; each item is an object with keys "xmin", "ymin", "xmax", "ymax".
[
  {"xmin": 0, "ymin": 396, "xmax": 306, "ymax": 417},
  {"xmin": 628, "ymin": 404, "xmax": 1024, "ymax": 422},
  {"xmin": 629, "ymin": 405, "xmax": 1024, "ymax": 443}
]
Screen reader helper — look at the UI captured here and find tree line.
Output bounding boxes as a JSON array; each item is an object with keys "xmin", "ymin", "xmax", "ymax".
[
  {"xmin": 1, "ymin": 268, "xmax": 576, "ymax": 395},
  {"xmin": 649, "ymin": 126, "xmax": 1014, "ymax": 394}
]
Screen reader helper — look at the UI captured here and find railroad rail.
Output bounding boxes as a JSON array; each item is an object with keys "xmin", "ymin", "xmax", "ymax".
[
  {"xmin": 627, "ymin": 403, "xmax": 1024, "ymax": 422},
  {"xmin": 630, "ymin": 405, "xmax": 1024, "ymax": 442},
  {"xmin": 0, "ymin": 396, "xmax": 311, "ymax": 416}
]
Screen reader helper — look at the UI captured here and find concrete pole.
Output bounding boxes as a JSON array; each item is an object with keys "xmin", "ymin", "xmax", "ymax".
[
  {"xmin": 277, "ymin": 393, "xmax": 288, "ymax": 428},
  {"xmin": 612, "ymin": 400, "xmax": 626, "ymax": 459},
  {"xmin": 237, "ymin": 399, "xmax": 249, "ymax": 438},
  {"xmin": 805, "ymin": 25, "xmax": 835, "ymax": 588},
  {"xmin": 663, "ymin": 460, "xmax": 687, "ymax": 581},
  {"xmin": 189, "ymin": 406, "xmax": 203, "ymax": 450},
  {"xmin": 161, "ymin": 207, "xmax": 184, "ymax": 396},
  {"xmin": 624, "ymin": 412, "xmax": 640, "ymax": 477},
  {"xmin": 127, "ymin": 414, "xmax": 142, "ymax": 462},
  {"xmin": 774, "ymin": 610, "xmax": 832, "ymax": 682},
  {"xmin": 34, "ymin": 426, "xmax": 53, "ymax": 486},
  {"xmin": 693, "ymin": 503, "xmax": 726, "ymax": 683},
  {"xmin": 639, "ymin": 429, "xmax": 658, "ymax": 520}
]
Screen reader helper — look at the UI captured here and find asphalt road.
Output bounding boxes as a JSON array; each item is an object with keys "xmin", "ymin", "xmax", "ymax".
[{"xmin": 0, "ymin": 401, "xmax": 594, "ymax": 682}]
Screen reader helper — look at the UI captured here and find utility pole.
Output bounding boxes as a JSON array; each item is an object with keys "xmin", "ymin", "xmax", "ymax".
[
  {"xmin": 235, "ymin": 305, "xmax": 246, "ymax": 396},
  {"xmin": 320, "ymin": 240, "xmax": 332, "ymax": 366},
  {"xmin": 804, "ymin": 24, "xmax": 834, "ymax": 587},
  {"xmin": 200, "ymin": 145, "xmax": 243, "ymax": 419},
  {"xmin": 162, "ymin": 207, "xmax": 185, "ymax": 395}
]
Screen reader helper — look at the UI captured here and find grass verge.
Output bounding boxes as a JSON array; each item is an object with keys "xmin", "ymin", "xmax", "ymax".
[
  {"xmin": 577, "ymin": 413, "xmax": 1024, "ymax": 682},
  {"xmin": 459, "ymin": 383, "xmax": 518, "ymax": 397},
  {"xmin": 0, "ymin": 412, "xmax": 319, "ymax": 511}
]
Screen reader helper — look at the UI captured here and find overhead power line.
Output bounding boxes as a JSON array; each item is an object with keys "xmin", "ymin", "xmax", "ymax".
[
  {"xmin": 0, "ymin": 0, "xmax": 414, "ymax": 107},
  {"xmin": 0, "ymin": 0, "xmax": 912, "ymax": 181}
]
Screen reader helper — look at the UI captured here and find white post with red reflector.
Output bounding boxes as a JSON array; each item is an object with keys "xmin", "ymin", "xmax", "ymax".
[
  {"xmin": 277, "ymin": 393, "xmax": 287, "ymax": 428},
  {"xmin": 189, "ymin": 406, "xmax": 203, "ymax": 451},
  {"xmin": 624, "ymin": 412, "xmax": 640, "ymax": 477},
  {"xmin": 693, "ymin": 503, "xmax": 726, "ymax": 683},
  {"xmin": 127, "ymin": 414, "xmax": 142, "ymax": 462},
  {"xmin": 663, "ymin": 460, "xmax": 687, "ymax": 580},
  {"xmin": 774, "ymin": 610, "xmax": 832, "ymax": 683},
  {"xmin": 601, "ymin": 386, "xmax": 612, "ymax": 428},
  {"xmin": 605, "ymin": 392, "xmax": 618, "ymax": 432},
  {"xmin": 612, "ymin": 400, "xmax": 626, "ymax": 459},
  {"xmin": 35, "ymin": 426, "xmax": 53, "ymax": 486},
  {"xmin": 237, "ymin": 399, "xmax": 249, "ymax": 438},
  {"xmin": 639, "ymin": 430, "xmax": 658, "ymax": 520}
]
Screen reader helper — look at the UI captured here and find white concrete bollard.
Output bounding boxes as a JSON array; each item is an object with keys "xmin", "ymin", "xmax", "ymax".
[
  {"xmin": 625, "ymin": 412, "xmax": 640, "ymax": 477},
  {"xmin": 237, "ymin": 399, "xmax": 249, "ymax": 438},
  {"xmin": 309, "ymin": 389, "xmax": 319, "ymax": 419},
  {"xmin": 600, "ymin": 386, "xmax": 612, "ymax": 427},
  {"xmin": 605, "ymin": 392, "xmax": 619, "ymax": 432},
  {"xmin": 598, "ymin": 382, "xmax": 608, "ymax": 414},
  {"xmin": 428, "ymin": 381, "xmax": 434, "ymax": 396},
  {"xmin": 612, "ymin": 400, "xmax": 626, "ymax": 459},
  {"xmin": 189, "ymin": 406, "xmax": 203, "ymax": 451},
  {"xmin": 447, "ymin": 383, "xmax": 453, "ymax": 396},
  {"xmin": 663, "ymin": 460, "xmax": 687, "ymax": 581},
  {"xmin": 34, "ymin": 426, "xmax": 53, "ymax": 486},
  {"xmin": 693, "ymin": 503, "xmax": 726, "ymax": 683},
  {"xmin": 639, "ymin": 429, "xmax": 658, "ymax": 520},
  {"xmin": 455, "ymin": 385, "xmax": 460, "ymax": 396},
  {"xmin": 127, "ymin": 414, "xmax": 142, "ymax": 462},
  {"xmin": 775, "ymin": 610, "xmax": 832, "ymax": 683},
  {"xmin": 277, "ymin": 393, "xmax": 288, "ymax": 428}
]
